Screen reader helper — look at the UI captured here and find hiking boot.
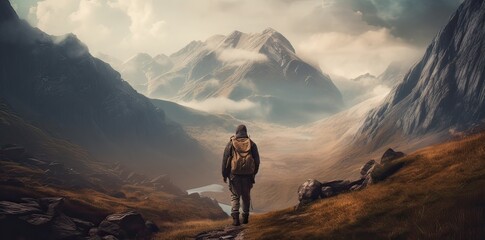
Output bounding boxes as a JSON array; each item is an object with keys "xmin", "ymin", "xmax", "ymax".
[
  {"xmin": 231, "ymin": 213, "xmax": 240, "ymax": 226},
  {"xmin": 242, "ymin": 213, "xmax": 249, "ymax": 224}
]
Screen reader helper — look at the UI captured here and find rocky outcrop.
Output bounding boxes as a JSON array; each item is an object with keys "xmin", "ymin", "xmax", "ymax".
[
  {"xmin": 381, "ymin": 148, "xmax": 405, "ymax": 164},
  {"xmin": 297, "ymin": 149, "xmax": 407, "ymax": 208},
  {"xmin": 0, "ymin": 197, "xmax": 159, "ymax": 240},
  {"xmin": 357, "ymin": 0, "xmax": 485, "ymax": 147},
  {"xmin": 297, "ymin": 179, "xmax": 322, "ymax": 205}
]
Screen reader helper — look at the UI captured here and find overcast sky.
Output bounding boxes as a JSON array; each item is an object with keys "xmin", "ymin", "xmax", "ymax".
[{"xmin": 11, "ymin": 0, "xmax": 462, "ymax": 78}]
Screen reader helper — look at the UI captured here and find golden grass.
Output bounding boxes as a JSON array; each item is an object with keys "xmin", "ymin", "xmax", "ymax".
[
  {"xmin": 154, "ymin": 219, "xmax": 229, "ymax": 240},
  {"xmin": 243, "ymin": 133, "xmax": 485, "ymax": 240},
  {"xmin": 0, "ymin": 160, "xmax": 229, "ymax": 236}
]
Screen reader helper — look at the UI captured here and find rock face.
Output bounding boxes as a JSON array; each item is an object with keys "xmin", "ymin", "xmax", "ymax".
[
  {"xmin": 357, "ymin": 0, "xmax": 485, "ymax": 147},
  {"xmin": 144, "ymin": 28, "xmax": 343, "ymax": 125},
  {"xmin": 0, "ymin": 0, "xmax": 211, "ymax": 187},
  {"xmin": 119, "ymin": 53, "xmax": 173, "ymax": 94}
]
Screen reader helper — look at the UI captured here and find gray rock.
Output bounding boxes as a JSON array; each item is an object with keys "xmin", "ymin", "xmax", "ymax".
[
  {"xmin": 297, "ymin": 179, "xmax": 322, "ymax": 205},
  {"xmin": 0, "ymin": 201, "xmax": 41, "ymax": 215},
  {"xmin": 50, "ymin": 213, "xmax": 82, "ymax": 239},
  {"xmin": 18, "ymin": 213, "xmax": 53, "ymax": 226},
  {"xmin": 320, "ymin": 186, "xmax": 334, "ymax": 198},
  {"xmin": 380, "ymin": 149, "xmax": 405, "ymax": 164},
  {"xmin": 145, "ymin": 220, "xmax": 159, "ymax": 233},
  {"xmin": 321, "ymin": 180, "xmax": 352, "ymax": 193},
  {"xmin": 105, "ymin": 211, "xmax": 145, "ymax": 237},
  {"xmin": 360, "ymin": 160, "xmax": 376, "ymax": 176},
  {"xmin": 102, "ymin": 235, "xmax": 119, "ymax": 240},
  {"xmin": 97, "ymin": 220, "xmax": 124, "ymax": 238}
]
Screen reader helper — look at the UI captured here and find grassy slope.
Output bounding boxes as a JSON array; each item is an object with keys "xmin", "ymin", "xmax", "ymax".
[
  {"xmin": 243, "ymin": 132, "xmax": 485, "ymax": 239},
  {"xmin": 0, "ymin": 101, "xmax": 228, "ymax": 236}
]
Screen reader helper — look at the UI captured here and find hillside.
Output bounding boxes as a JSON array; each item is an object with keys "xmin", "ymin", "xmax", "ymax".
[
  {"xmin": 184, "ymin": 131, "xmax": 485, "ymax": 240},
  {"xmin": 0, "ymin": 99, "xmax": 227, "ymax": 239},
  {"xmin": 0, "ymin": 0, "xmax": 213, "ymax": 188}
]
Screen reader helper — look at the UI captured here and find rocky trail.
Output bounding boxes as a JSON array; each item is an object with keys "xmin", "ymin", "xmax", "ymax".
[{"xmin": 195, "ymin": 225, "xmax": 245, "ymax": 240}]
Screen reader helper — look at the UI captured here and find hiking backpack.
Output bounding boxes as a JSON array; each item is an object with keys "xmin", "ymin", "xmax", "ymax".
[{"xmin": 230, "ymin": 137, "xmax": 256, "ymax": 175}]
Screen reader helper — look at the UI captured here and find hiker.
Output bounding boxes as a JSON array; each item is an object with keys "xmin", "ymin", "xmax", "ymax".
[{"xmin": 222, "ymin": 125, "xmax": 260, "ymax": 226}]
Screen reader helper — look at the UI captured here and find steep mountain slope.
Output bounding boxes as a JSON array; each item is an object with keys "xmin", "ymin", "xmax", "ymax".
[
  {"xmin": 119, "ymin": 53, "xmax": 173, "ymax": 94},
  {"xmin": 357, "ymin": 0, "xmax": 485, "ymax": 148},
  {"xmin": 243, "ymin": 131, "xmax": 485, "ymax": 240},
  {"xmin": 0, "ymin": 0, "xmax": 212, "ymax": 188},
  {"xmin": 148, "ymin": 28, "xmax": 343, "ymax": 125}
]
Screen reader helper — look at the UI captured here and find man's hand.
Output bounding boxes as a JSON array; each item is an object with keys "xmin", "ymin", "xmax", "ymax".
[{"xmin": 223, "ymin": 177, "xmax": 227, "ymax": 183}]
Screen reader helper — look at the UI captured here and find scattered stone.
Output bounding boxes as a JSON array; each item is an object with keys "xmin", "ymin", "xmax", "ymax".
[
  {"xmin": 381, "ymin": 148, "xmax": 405, "ymax": 164},
  {"xmin": 145, "ymin": 220, "xmax": 159, "ymax": 233},
  {"xmin": 105, "ymin": 211, "xmax": 145, "ymax": 237},
  {"xmin": 320, "ymin": 186, "xmax": 334, "ymax": 198},
  {"xmin": 297, "ymin": 149, "xmax": 406, "ymax": 207},
  {"xmin": 0, "ymin": 201, "xmax": 42, "ymax": 215},
  {"xmin": 110, "ymin": 191, "xmax": 126, "ymax": 199},
  {"xmin": 297, "ymin": 179, "xmax": 322, "ymax": 206},
  {"xmin": 102, "ymin": 235, "xmax": 119, "ymax": 240},
  {"xmin": 97, "ymin": 220, "xmax": 124, "ymax": 238},
  {"xmin": 50, "ymin": 213, "xmax": 82, "ymax": 239},
  {"xmin": 360, "ymin": 160, "xmax": 376, "ymax": 176}
]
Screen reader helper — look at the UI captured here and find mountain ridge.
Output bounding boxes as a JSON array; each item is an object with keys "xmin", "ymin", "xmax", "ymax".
[
  {"xmin": 0, "ymin": 0, "xmax": 215, "ymax": 188},
  {"xmin": 356, "ymin": 0, "xmax": 485, "ymax": 148}
]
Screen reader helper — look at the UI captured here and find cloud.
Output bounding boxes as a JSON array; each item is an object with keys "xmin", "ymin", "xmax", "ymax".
[
  {"xmin": 179, "ymin": 97, "xmax": 259, "ymax": 115},
  {"xmin": 331, "ymin": 74, "xmax": 392, "ymax": 107},
  {"xmin": 342, "ymin": 0, "xmax": 463, "ymax": 46},
  {"xmin": 298, "ymin": 28, "xmax": 420, "ymax": 78},
  {"xmin": 217, "ymin": 48, "xmax": 268, "ymax": 65},
  {"xmin": 21, "ymin": 0, "xmax": 461, "ymax": 78}
]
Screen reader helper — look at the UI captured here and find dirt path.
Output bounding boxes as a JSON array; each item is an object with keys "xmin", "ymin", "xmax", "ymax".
[{"xmin": 195, "ymin": 225, "xmax": 245, "ymax": 240}]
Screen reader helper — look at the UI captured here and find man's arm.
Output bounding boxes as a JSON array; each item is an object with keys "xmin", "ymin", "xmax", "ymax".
[
  {"xmin": 252, "ymin": 142, "xmax": 260, "ymax": 175},
  {"xmin": 222, "ymin": 140, "xmax": 232, "ymax": 181}
]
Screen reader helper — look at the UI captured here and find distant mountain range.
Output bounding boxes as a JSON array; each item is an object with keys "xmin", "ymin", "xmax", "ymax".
[
  {"xmin": 0, "ymin": 0, "xmax": 214, "ymax": 188},
  {"xmin": 357, "ymin": 0, "xmax": 485, "ymax": 148},
  {"xmin": 106, "ymin": 29, "xmax": 344, "ymax": 125}
]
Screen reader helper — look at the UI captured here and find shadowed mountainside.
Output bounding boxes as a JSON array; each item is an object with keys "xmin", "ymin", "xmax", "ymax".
[
  {"xmin": 0, "ymin": 0, "xmax": 215, "ymax": 188},
  {"xmin": 356, "ymin": 0, "xmax": 485, "ymax": 150}
]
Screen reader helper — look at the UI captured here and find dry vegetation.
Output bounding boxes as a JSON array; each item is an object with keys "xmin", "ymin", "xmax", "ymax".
[
  {"xmin": 0, "ymin": 164, "xmax": 230, "ymax": 238},
  {"xmin": 242, "ymin": 132, "xmax": 485, "ymax": 240}
]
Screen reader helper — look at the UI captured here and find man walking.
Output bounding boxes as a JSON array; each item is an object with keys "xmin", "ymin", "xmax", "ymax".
[{"xmin": 222, "ymin": 125, "xmax": 260, "ymax": 226}]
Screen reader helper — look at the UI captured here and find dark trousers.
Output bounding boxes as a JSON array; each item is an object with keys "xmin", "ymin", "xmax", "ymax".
[{"xmin": 229, "ymin": 175, "xmax": 253, "ymax": 215}]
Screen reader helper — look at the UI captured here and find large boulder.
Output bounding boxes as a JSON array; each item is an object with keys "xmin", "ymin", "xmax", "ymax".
[
  {"xmin": 297, "ymin": 179, "xmax": 322, "ymax": 205},
  {"xmin": 104, "ymin": 211, "xmax": 146, "ymax": 237},
  {"xmin": 381, "ymin": 148, "xmax": 405, "ymax": 164}
]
